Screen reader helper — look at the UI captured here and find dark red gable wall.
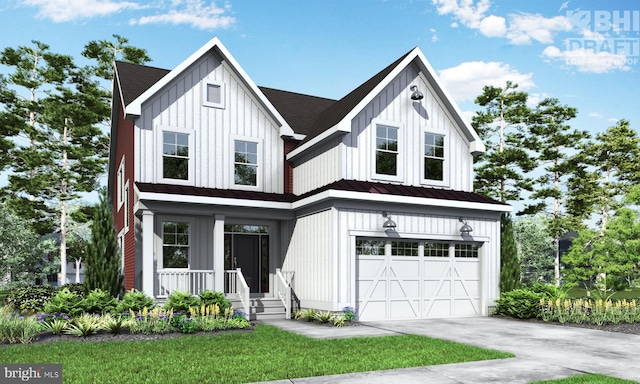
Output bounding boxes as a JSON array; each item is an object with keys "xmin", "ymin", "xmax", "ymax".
[
  {"xmin": 283, "ymin": 140, "xmax": 298, "ymax": 194},
  {"xmin": 112, "ymin": 100, "xmax": 136, "ymax": 291}
]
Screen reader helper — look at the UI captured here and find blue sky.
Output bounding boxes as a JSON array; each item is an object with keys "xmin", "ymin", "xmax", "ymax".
[{"xmin": 1, "ymin": 0, "xmax": 639, "ymax": 190}]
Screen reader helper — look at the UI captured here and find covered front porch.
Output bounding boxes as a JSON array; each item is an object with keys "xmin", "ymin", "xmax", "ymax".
[{"xmin": 137, "ymin": 205, "xmax": 296, "ymax": 319}]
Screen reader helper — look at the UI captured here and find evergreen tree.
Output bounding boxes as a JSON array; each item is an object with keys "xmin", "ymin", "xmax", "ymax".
[
  {"xmin": 500, "ymin": 214, "xmax": 521, "ymax": 292},
  {"xmin": 523, "ymin": 98, "xmax": 589, "ymax": 285},
  {"xmin": 84, "ymin": 189, "xmax": 123, "ymax": 297},
  {"xmin": 472, "ymin": 81, "xmax": 535, "ymax": 208}
]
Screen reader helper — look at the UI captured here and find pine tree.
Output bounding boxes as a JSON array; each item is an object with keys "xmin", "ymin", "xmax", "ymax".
[
  {"xmin": 84, "ymin": 189, "xmax": 123, "ymax": 297},
  {"xmin": 500, "ymin": 214, "xmax": 521, "ymax": 293},
  {"xmin": 472, "ymin": 81, "xmax": 535, "ymax": 208}
]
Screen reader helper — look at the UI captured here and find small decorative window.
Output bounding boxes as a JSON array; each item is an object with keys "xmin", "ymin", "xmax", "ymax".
[
  {"xmin": 424, "ymin": 242, "xmax": 449, "ymax": 257},
  {"xmin": 392, "ymin": 241, "xmax": 419, "ymax": 256},
  {"xmin": 162, "ymin": 132, "xmax": 190, "ymax": 180},
  {"xmin": 375, "ymin": 124, "xmax": 399, "ymax": 176},
  {"xmin": 117, "ymin": 158, "xmax": 125, "ymax": 209},
  {"xmin": 162, "ymin": 221, "xmax": 190, "ymax": 268},
  {"xmin": 356, "ymin": 239, "xmax": 386, "ymax": 256},
  {"xmin": 123, "ymin": 182, "xmax": 130, "ymax": 231},
  {"xmin": 455, "ymin": 243, "xmax": 479, "ymax": 258},
  {"xmin": 424, "ymin": 133, "xmax": 445, "ymax": 181},
  {"xmin": 234, "ymin": 140, "xmax": 258, "ymax": 186},
  {"xmin": 203, "ymin": 80, "xmax": 224, "ymax": 108}
]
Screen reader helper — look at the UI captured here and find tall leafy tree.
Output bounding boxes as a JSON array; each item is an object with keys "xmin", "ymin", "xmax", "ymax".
[
  {"xmin": 82, "ymin": 34, "xmax": 151, "ymax": 82},
  {"xmin": 84, "ymin": 189, "xmax": 123, "ymax": 297},
  {"xmin": 500, "ymin": 214, "xmax": 521, "ymax": 292},
  {"xmin": 513, "ymin": 214, "xmax": 555, "ymax": 286},
  {"xmin": 472, "ymin": 81, "xmax": 535, "ymax": 207},
  {"xmin": 524, "ymin": 98, "xmax": 589, "ymax": 285},
  {"xmin": 0, "ymin": 203, "xmax": 55, "ymax": 288}
]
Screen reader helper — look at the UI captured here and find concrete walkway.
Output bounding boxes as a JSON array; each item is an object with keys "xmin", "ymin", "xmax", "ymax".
[{"xmin": 252, "ymin": 317, "xmax": 640, "ymax": 383}]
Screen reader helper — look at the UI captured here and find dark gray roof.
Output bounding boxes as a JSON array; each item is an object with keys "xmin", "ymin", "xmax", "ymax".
[
  {"xmin": 115, "ymin": 61, "xmax": 169, "ymax": 106},
  {"xmin": 113, "ymin": 49, "xmax": 413, "ymax": 142}
]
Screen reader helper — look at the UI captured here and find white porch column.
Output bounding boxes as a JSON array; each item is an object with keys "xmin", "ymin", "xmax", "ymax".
[
  {"xmin": 142, "ymin": 210, "xmax": 155, "ymax": 298},
  {"xmin": 213, "ymin": 214, "xmax": 225, "ymax": 292}
]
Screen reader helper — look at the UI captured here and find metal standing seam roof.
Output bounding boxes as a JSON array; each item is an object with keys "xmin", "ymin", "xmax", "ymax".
[{"xmin": 136, "ymin": 180, "xmax": 506, "ymax": 207}]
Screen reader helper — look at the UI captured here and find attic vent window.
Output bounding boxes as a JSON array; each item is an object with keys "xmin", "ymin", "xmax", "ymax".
[{"xmin": 203, "ymin": 80, "xmax": 225, "ymax": 108}]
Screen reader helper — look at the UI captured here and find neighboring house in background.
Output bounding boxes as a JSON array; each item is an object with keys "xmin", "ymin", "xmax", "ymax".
[
  {"xmin": 39, "ymin": 233, "xmax": 85, "ymax": 287},
  {"xmin": 108, "ymin": 37, "xmax": 510, "ymax": 321}
]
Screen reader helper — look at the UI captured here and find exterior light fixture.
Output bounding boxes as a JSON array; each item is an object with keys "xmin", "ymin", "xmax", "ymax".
[
  {"xmin": 459, "ymin": 217, "xmax": 473, "ymax": 235},
  {"xmin": 382, "ymin": 212, "xmax": 397, "ymax": 230},
  {"xmin": 410, "ymin": 85, "xmax": 424, "ymax": 101}
]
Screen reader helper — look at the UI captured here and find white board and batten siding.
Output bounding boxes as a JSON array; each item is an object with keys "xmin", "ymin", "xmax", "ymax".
[
  {"xmin": 282, "ymin": 208, "xmax": 335, "ymax": 311},
  {"xmin": 134, "ymin": 50, "xmax": 285, "ymax": 193},
  {"xmin": 292, "ymin": 64, "xmax": 474, "ymax": 195}
]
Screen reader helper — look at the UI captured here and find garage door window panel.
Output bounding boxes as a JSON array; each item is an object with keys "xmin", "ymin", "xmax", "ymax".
[{"xmin": 391, "ymin": 241, "xmax": 419, "ymax": 256}]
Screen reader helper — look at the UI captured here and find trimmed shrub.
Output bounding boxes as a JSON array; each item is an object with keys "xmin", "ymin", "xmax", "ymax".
[
  {"xmin": 4, "ymin": 285, "xmax": 57, "ymax": 313},
  {"xmin": 116, "ymin": 289, "xmax": 155, "ymax": 313},
  {"xmin": 164, "ymin": 291, "xmax": 200, "ymax": 313},
  {"xmin": 494, "ymin": 289, "xmax": 543, "ymax": 319},
  {"xmin": 62, "ymin": 283, "xmax": 86, "ymax": 298},
  {"xmin": 198, "ymin": 290, "xmax": 231, "ymax": 312}
]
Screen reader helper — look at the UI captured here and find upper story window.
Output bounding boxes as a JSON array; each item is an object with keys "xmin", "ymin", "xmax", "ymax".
[
  {"xmin": 162, "ymin": 221, "xmax": 190, "ymax": 268},
  {"xmin": 372, "ymin": 121, "xmax": 403, "ymax": 182},
  {"xmin": 116, "ymin": 158, "xmax": 125, "ymax": 209},
  {"xmin": 232, "ymin": 137, "xmax": 261, "ymax": 189},
  {"xmin": 203, "ymin": 80, "xmax": 225, "ymax": 109},
  {"xmin": 421, "ymin": 132, "xmax": 448, "ymax": 185},
  {"xmin": 158, "ymin": 126, "xmax": 195, "ymax": 185}
]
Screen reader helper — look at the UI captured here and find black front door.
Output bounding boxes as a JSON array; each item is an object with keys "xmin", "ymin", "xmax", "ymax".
[{"xmin": 233, "ymin": 234, "xmax": 260, "ymax": 293}]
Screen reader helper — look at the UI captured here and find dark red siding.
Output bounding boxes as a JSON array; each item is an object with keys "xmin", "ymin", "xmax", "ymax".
[{"xmin": 284, "ymin": 140, "xmax": 298, "ymax": 194}]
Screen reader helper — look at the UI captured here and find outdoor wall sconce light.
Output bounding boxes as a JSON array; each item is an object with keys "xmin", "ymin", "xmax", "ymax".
[
  {"xmin": 459, "ymin": 217, "xmax": 473, "ymax": 235},
  {"xmin": 382, "ymin": 212, "xmax": 397, "ymax": 230},
  {"xmin": 410, "ymin": 85, "xmax": 424, "ymax": 101}
]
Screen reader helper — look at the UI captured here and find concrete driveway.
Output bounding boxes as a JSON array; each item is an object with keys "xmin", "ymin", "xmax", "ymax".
[{"xmin": 255, "ymin": 317, "xmax": 640, "ymax": 383}]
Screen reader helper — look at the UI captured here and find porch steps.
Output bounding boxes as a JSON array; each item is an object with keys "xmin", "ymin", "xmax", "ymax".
[{"xmin": 230, "ymin": 297, "xmax": 286, "ymax": 321}]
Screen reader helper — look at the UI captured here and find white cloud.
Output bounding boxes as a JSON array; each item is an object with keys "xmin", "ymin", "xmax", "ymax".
[
  {"xmin": 432, "ymin": 0, "xmax": 490, "ymax": 29},
  {"xmin": 505, "ymin": 13, "xmax": 572, "ymax": 45},
  {"xmin": 438, "ymin": 61, "xmax": 535, "ymax": 101},
  {"xmin": 130, "ymin": 0, "xmax": 235, "ymax": 30},
  {"xmin": 588, "ymin": 112, "xmax": 603, "ymax": 118},
  {"xmin": 541, "ymin": 45, "xmax": 631, "ymax": 73},
  {"xmin": 607, "ymin": 118, "xmax": 620, "ymax": 122},
  {"xmin": 19, "ymin": 0, "xmax": 142, "ymax": 22},
  {"xmin": 479, "ymin": 15, "xmax": 506, "ymax": 37},
  {"xmin": 429, "ymin": 28, "xmax": 439, "ymax": 42},
  {"xmin": 527, "ymin": 92, "xmax": 551, "ymax": 107}
]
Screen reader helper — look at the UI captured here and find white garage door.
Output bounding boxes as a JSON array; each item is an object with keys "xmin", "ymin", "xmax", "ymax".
[{"xmin": 356, "ymin": 240, "xmax": 481, "ymax": 321}]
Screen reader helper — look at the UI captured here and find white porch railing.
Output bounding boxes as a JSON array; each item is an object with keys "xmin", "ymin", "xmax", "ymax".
[
  {"xmin": 275, "ymin": 268, "xmax": 293, "ymax": 319},
  {"xmin": 156, "ymin": 270, "xmax": 214, "ymax": 298},
  {"xmin": 234, "ymin": 268, "xmax": 250, "ymax": 320}
]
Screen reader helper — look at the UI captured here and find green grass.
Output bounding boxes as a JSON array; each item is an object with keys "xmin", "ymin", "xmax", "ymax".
[
  {"xmin": 532, "ymin": 374, "xmax": 637, "ymax": 383},
  {"xmin": 566, "ymin": 287, "xmax": 640, "ymax": 300},
  {"xmin": 0, "ymin": 324, "xmax": 512, "ymax": 383}
]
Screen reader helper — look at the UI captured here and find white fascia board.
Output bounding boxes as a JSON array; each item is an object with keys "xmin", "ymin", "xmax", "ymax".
[
  {"xmin": 124, "ymin": 37, "xmax": 295, "ymax": 137},
  {"xmin": 292, "ymin": 189, "xmax": 512, "ymax": 213},
  {"xmin": 413, "ymin": 50, "xmax": 486, "ymax": 155},
  {"xmin": 137, "ymin": 191, "xmax": 292, "ymax": 210},
  {"xmin": 286, "ymin": 122, "xmax": 350, "ymax": 160}
]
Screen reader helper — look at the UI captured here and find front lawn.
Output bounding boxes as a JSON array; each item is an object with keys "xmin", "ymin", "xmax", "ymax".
[
  {"xmin": 532, "ymin": 374, "xmax": 637, "ymax": 384},
  {"xmin": 0, "ymin": 324, "xmax": 512, "ymax": 383}
]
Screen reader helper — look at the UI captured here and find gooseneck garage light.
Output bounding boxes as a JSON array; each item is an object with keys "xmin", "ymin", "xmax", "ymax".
[
  {"xmin": 382, "ymin": 212, "xmax": 397, "ymax": 230},
  {"xmin": 459, "ymin": 217, "xmax": 473, "ymax": 235}
]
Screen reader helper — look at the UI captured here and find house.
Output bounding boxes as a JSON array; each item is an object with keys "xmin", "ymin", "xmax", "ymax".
[{"xmin": 108, "ymin": 37, "xmax": 510, "ymax": 321}]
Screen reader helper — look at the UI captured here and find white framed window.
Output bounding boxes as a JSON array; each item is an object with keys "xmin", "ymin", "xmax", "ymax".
[
  {"xmin": 117, "ymin": 157, "xmax": 125, "ymax": 209},
  {"xmin": 421, "ymin": 131, "xmax": 449, "ymax": 187},
  {"xmin": 157, "ymin": 126, "xmax": 195, "ymax": 185},
  {"xmin": 123, "ymin": 182, "xmax": 130, "ymax": 232},
  {"xmin": 372, "ymin": 120, "xmax": 403, "ymax": 182},
  {"xmin": 161, "ymin": 221, "xmax": 190, "ymax": 269},
  {"xmin": 203, "ymin": 80, "xmax": 225, "ymax": 109},
  {"xmin": 117, "ymin": 232, "xmax": 125, "ymax": 272},
  {"xmin": 231, "ymin": 137, "xmax": 261, "ymax": 190}
]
